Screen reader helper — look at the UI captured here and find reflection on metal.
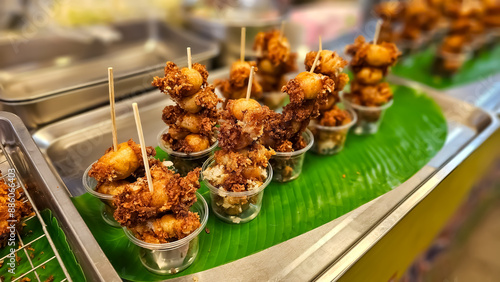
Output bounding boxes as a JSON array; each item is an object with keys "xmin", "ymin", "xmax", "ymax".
[{"xmin": 0, "ymin": 111, "xmax": 120, "ymax": 281}]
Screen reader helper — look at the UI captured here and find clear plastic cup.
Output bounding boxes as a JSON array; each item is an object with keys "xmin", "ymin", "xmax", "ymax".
[
  {"xmin": 309, "ymin": 108, "xmax": 357, "ymax": 155},
  {"xmin": 433, "ymin": 48, "xmax": 473, "ymax": 76},
  {"xmin": 270, "ymin": 128, "xmax": 313, "ymax": 182},
  {"xmin": 202, "ymin": 156, "xmax": 272, "ymax": 224},
  {"xmin": 158, "ymin": 127, "xmax": 218, "ymax": 176},
  {"xmin": 123, "ymin": 192, "xmax": 208, "ymax": 275},
  {"xmin": 342, "ymin": 94, "xmax": 394, "ymax": 135},
  {"xmin": 82, "ymin": 162, "xmax": 121, "ymax": 228},
  {"xmin": 261, "ymin": 91, "xmax": 287, "ymax": 110}
]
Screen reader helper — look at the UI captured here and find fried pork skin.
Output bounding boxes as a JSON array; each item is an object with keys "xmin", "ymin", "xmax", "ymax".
[
  {"xmin": 130, "ymin": 211, "xmax": 201, "ymax": 244},
  {"xmin": 88, "ymin": 139, "xmax": 155, "ymax": 183},
  {"xmin": 114, "ymin": 165, "xmax": 201, "ymax": 228}
]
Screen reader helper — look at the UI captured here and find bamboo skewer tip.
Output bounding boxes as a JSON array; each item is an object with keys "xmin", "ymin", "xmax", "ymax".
[
  {"xmin": 246, "ymin": 66, "xmax": 255, "ymax": 100},
  {"xmin": 108, "ymin": 67, "xmax": 118, "ymax": 152},
  {"xmin": 310, "ymin": 51, "xmax": 321, "ymax": 73},
  {"xmin": 187, "ymin": 47, "xmax": 192, "ymax": 69},
  {"xmin": 132, "ymin": 103, "xmax": 154, "ymax": 193}
]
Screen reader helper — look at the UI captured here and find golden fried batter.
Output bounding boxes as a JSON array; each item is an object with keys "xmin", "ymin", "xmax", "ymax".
[
  {"xmin": 114, "ymin": 164, "xmax": 201, "ymax": 228},
  {"xmin": 152, "ymin": 62, "xmax": 208, "ymax": 100},
  {"xmin": 319, "ymin": 105, "xmax": 352, "ymax": 127},
  {"xmin": 155, "ymin": 61, "xmax": 220, "ymax": 153},
  {"xmin": 253, "ymin": 30, "xmax": 298, "ymax": 92},
  {"xmin": 214, "ymin": 61, "xmax": 263, "ymax": 100},
  {"xmin": 345, "ymin": 36, "xmax": 399, "ymax": 107},
  {"xmin": 88, "ymin": 139, "xmax": 156, "ymax": 183},
  {"xmin": 130, "ymin": 211, "xmax": 201, "ymax": 243}
]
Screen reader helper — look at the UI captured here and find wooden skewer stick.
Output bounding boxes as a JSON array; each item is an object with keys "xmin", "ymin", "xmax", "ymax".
[
  {"xmin": 187, "ymin": 47, "xmax": 192, "ymax": 69},
  {"xmin": 310, "ymin": 51, "xmax": 321, "ymax": 73},
  {"xmin": 319, "ymin": 36, "xmax": 322, "ymax": 51},
  {"xmin": 373, "ymin": 20, "xmax": 383, "ymax": 45},
  {"xmin": 246, "ymin": 66, "xmax": 255, "ymax": 100},
  {"xmin": 108, "ymin": 67, "xmax": 118, "ymax": 152},
  {"xmin": 241, "ymin": 27, "xmax": 246, "ymax": 62},
  {"xmin": 279, "ymin": 20, "xmax": 285, "ymax": 41},
  {"xmin": 132, "ymin": 103, "xmax": 154, "ymax": 193}
]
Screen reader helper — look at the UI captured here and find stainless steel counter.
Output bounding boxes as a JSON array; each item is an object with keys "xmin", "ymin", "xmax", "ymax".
[{"xmin": 31, "ymin": 68, "xmax": 498, "ymax": 281}]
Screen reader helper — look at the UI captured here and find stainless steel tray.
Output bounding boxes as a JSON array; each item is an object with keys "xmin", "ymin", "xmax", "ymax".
[
  {"xmin": 0, "ymin": 20, "xmax": 219, "ymax": 129},
  {"xmin": 0, "ymin": 111, "xmax": 120, "ymax": 281},
  {"xmin": 31, "ymin": 69, "xmax": 498, "ymax": 281}
]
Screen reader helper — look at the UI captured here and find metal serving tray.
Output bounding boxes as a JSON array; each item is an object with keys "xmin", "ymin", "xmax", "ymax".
[
  {"xmin": 0, "ymin": 20, "xmax": 219, "ymax": 129},
  {"xmin": 0, "ymin": 112, "xmax": 119, "ymax": 281},
  {"xmin": 31, "ymin": 69, "xmax": 498, "ymax": 281}
]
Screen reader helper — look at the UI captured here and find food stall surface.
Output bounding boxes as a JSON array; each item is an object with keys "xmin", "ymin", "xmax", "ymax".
[{"xmin": 31, "ymin": 68, "xmax": 498, "ymax": 281}]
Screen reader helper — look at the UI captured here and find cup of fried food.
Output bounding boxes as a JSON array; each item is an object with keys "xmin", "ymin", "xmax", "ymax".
[
  {"xmin": 268, "ymin": 128, "xmax": 313, "ymax": 182},
  {"xmin": 342, "ymin": 91, "xmax": 393, "ymax": 135},
  {"xmin": 344, "ymin": 36, "xmax": 400, "ymax": 135},
  {"xmin": 112, "ymin": 159, "xmax": 207, "ymax": 275},
  {"xmin": 309, "ymin": 107, "xmax": 357, "ymax": 155},
  {"xmin": 83, "ymin": 139, "xmax": 156, "ymax": 227},
  {"xmin": 158, "ymin": 126, "xmax": 218, "ymax": 176},
  {"xmin": 153, "ymin": 61, "xmax": 221, "ymax": 176},
  {"xmin": 433, "ymin": 36, "xmax": 473, "ymax": 75},
  {"xmin": 123, "ymin": 192, "xmax": 208, "ymax": 275},
  {"xmin": 202, "ymin": 155, "xmax": 272, "ymax": 224}
]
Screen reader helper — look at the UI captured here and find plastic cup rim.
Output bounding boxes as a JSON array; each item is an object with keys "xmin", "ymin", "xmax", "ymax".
[
  {"xmin": 123, "ymin": 191, "xmax": 209, "ymax": 250},
  {"xmin": 82, "ymin": 162, "xmax": 114, "ymax": 201},
  {"xmin": 201, "ymin": 155, "xmax": 273, "ymax": 197},
  {"xmin": 157, "ymin": 126, "xmax": 218, "ymax": 158}
]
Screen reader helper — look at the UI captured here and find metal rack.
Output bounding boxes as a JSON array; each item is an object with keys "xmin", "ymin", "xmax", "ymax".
[{"xmin": 0, "ymin": 142, "xmax": 72, "ymax": 282}]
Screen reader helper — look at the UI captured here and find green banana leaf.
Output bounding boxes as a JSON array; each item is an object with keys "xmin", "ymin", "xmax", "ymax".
[
  {"xmin": 392, "ymin": 44, "xmax": 500, "ymax": 89},
  {"xmin": 0, "ymin": 210, "xmax": 85, "ymax": 281},
  {"xmin": 71, "ymin": 84, "xmax": 447, "ymax": 281}
]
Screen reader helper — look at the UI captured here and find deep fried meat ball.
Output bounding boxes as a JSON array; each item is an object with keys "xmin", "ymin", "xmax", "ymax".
[
  {"xmin": 88, "ymin": 139, "xmax": 156, "ymax": 183},
  {"xmin": 152, "ymin": 62, "xmax": 208, "ymax": 100},
  {"xmin": 345, "ymin": 36, "xmax": 400, "ymax": 69}
]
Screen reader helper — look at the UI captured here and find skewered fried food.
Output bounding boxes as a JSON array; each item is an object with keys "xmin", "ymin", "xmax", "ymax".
[
  {"xmin": 399, "ymin": 0, "xmax": 440, "ymax": 41},
  {"xmin": 375, "ymin": 1, "xmax": 404, "ymax": 43},
  {"xmin": 253, "ymin": 30, "xmax": 298, "ymax": 93},
  {"xmin": 214, "ymin": 61, "xmax": 263, "ymax": 100},
  {"xmin": 260, "ymin": 71, "xmax": 334, "ymax": 152},
  {"xmin": 203, "ymin": 98, "xmax": 274, "ymax": 220},
  {"xmin": 304, "ymin": 49, "xmax": 352, "ymax": 127},
  {"xmin": 88, "ymin": 139, "xmax": 155, "ymax": 183},
  {"xmin": 345, "ymin": 36, "xmax": 400, "ymax": 107},
  {"xmin": 114, "ymin": 163, "xmax": 200, "ymax": 228},
  {"xmin": 154, "ymin": 61, "xmax": 220, "ymax": 153},
  {"xmin": 1, "ymin": 173, "xmax": 33, "ymax": 247}
]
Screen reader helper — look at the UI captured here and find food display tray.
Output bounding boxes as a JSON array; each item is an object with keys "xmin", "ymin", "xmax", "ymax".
[
  {"xmin": 31, "ymin": 69, "xmax": 498, "ymax": 281},
  {"xmin": 324, "ymin": 25, "xmax": 500, "ymax": 115},
  {"xmin": 0, "ymin": 112, "xmax": 119, "ymax": 281},
  {"xmin": 0, "ymin": 20, "xmax": 219, "ymax": 129}
]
